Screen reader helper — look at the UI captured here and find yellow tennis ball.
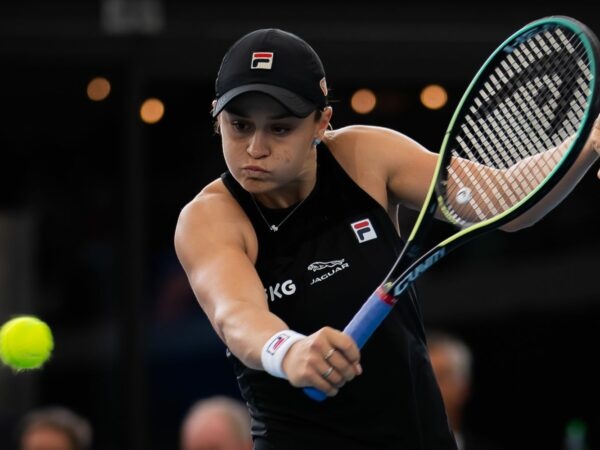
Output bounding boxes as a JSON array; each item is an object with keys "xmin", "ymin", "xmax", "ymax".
[{"xmin": 0, "ymin": 316, "xmax": 54, "ymax": 371}]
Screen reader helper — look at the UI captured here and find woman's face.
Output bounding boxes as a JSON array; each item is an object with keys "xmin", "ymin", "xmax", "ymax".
[{"xmin": 218, "ymin": 92, "xmax": 328, "ymax": 198}]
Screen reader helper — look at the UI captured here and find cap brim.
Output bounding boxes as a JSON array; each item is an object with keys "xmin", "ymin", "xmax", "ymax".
[{"xmin": 212, "ymin": 84, "xmax": 316, "ymax": 118}]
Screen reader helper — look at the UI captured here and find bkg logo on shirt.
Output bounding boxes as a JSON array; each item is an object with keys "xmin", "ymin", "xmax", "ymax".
[
  {"xmin": 265, "ymin": 279, "xmax": 296, "ymax": 302},
  {"xmin": 351, "ymin": 219, "xmax": 377, "ymax": 243}
]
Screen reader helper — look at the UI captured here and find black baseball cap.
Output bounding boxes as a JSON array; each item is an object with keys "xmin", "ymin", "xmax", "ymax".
[{"xmin": 212, "ymin": 28, "xmax": 328, "ymax": 118}]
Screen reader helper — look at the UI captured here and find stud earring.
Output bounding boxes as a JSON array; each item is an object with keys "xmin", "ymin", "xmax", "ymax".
[{"xmin": 312, "ymin": 138, "xmax": 321, "ymax": 147}]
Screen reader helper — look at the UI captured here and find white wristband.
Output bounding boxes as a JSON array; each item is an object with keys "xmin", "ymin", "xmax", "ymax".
[{"xmin": 260, "ymin": 330, "xmax": 305, "ymax": 379}]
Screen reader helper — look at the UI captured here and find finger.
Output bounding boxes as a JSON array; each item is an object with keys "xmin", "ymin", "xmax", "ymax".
[
  {"xmin": 316, "ymin": 362, "xmax": 345, "ymax": 390},
  {"xmin": 324, "ymin": 350, "xmax": 357, "ymax": 382},
  {"xmin": 323, "ymin": 347, "xmax": 336, "ymax": 362},
  {"xmin": 326, "ymin": 331, "xmax": 361, "ymax": 364},
  {"xmin": 322, "ymin": 365, "xmax": 344, "ymax": 387},
  {"xmin": 326, "ymin": 339, "xmax": 362, "ymax": 377},
  {"xmin": 311, "ymin": 328, "xmax": 362, "ymax": 377},
  {"xmin": 309, "ymin": 366, "xmax": 340, "ymax": 397}
]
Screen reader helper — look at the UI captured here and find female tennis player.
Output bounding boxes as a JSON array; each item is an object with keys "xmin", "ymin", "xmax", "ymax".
[{"xmin": 174, "ymin": 28, "xmax": 600, "ymax": 450}]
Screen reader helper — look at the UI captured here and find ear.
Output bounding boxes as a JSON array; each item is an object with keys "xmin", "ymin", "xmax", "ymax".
[{"xmin": 317, "ymin": 106, "xmax": 333, "ymax": 138}]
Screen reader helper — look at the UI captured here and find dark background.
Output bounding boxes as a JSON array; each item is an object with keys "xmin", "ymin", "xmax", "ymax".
[{"xmin": 0, "ymin": 1, "xmax": 599, "ymax": 449}]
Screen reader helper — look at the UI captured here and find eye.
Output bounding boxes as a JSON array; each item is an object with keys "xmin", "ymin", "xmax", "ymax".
[
  {"xmin": 231, "ymin": 120, "xmax": 248, "ymax": 131},
  {"xmin": 270, "ymin": 124, "xmax": 292, "ymax": 135},
  {"xmin": 231, "ymin": 120, "xmax": 252, "ymax": 133}
]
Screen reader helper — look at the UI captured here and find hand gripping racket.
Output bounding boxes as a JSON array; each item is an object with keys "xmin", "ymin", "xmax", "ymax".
[{"xmin": 304, "ymin": 15, "xmax": 600, "ymax": 401}]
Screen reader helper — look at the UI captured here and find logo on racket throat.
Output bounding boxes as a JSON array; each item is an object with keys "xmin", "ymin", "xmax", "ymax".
[
  {"xmin": 351, "ymin": 219, "xmax": 377, "ymax": 243},
  {"xmin": 393, "ymin": 248, "xmax": 446, "ymax": 296}
]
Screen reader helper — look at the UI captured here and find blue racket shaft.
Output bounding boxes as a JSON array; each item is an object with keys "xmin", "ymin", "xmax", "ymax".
[{"xmin": 303, "ymin": 289, "xmax": 394, "ymax": 401}]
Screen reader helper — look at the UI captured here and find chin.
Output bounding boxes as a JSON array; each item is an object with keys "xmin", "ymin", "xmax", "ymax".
[{"xmin": 239, "ymin": 177, "xmax": 272, "ymax": 194}]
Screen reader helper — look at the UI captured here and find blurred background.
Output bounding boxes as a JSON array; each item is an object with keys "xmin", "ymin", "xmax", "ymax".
[{"xmin": 0, "ymin": 1, "xmax": 599, "ymax": 449}]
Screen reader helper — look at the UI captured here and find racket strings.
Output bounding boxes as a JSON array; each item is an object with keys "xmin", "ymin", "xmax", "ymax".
[{"xmin": 442, "ymin": 25, "xmax": 593, "ymax": 226}]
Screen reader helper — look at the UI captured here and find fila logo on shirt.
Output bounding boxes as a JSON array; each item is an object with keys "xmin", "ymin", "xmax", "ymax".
[
  {"xmin": 265, "ymin": 279, "xmax": 296, "ymax": 302},
  {"xmin": 351, "ymin": 218, "xmax": 378, "ymax": 243},
  {"xmin": 251, "ymin": 52, "xmax": 274, "ymax": 69}
]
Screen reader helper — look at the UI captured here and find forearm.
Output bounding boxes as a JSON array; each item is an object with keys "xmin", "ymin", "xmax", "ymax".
[
  {"xmin": 213, "ymin": 300, "xmax": 290, "ymax": 370},
  {"xmin": 501, "ymin": 134, "xmax": 599, "ymax": 231},
  {"xmin": 180, "ymin": 236, "xmax": 291, "ymax": 370},
  {"xmin": 174, "ymin": 195, "xmax": 360, "ymax": 394},
  {"xmin": 445, "ymin": 128, "xmax": 599, "ymax": 229}
]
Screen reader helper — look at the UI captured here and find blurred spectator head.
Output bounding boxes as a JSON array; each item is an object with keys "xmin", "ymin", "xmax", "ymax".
[
  {"xmin": 180, "ymin": 396, "xmax": 252, "ymax": 450},
  {"xmin": 18, "ymin": 406, "xmax": 92, "ymax": 450},
  {"xmin": 427, "ymin": 330, "xmax": 473, "ymax": 429}
]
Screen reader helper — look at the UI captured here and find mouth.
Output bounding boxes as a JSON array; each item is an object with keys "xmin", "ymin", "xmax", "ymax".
[{"xmin": 242, "ymin": 165, "xmax": 269, "ymax": 175}]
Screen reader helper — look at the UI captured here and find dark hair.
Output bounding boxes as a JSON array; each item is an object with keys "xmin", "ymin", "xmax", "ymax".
[{"xmin": 17, "ymin": 406, "xmax": 93, "ymax": 450}]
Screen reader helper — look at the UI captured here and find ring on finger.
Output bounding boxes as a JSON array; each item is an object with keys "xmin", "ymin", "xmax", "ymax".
[
  {"xmin": 324, "ymin": 348, "xmax": 335, "ymax": 361},
  {"xmin": 322, "ymin": 366, "xmax": 334, "ymax": 379}
]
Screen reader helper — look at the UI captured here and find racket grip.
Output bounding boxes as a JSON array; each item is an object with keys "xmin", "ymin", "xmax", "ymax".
[
  {"xmin": 302, "ymin": 289, "xmax": 394, "ymax": 402},
  {"xmin": 343, "ymin": 288, "xmax": 394, "ymax": 348},
  {"xmin": 303, "ymin": 386, "xmax": 328, "ymax": 401}
]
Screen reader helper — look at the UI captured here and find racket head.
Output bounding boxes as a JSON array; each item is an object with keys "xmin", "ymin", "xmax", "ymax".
[
  {"xmin": 303, "ymin": 16, "xmax": 600, "ymax": 404},
  {"xmin": 435, "ymin": 16, "xmax": 600, "ymax": 230}
]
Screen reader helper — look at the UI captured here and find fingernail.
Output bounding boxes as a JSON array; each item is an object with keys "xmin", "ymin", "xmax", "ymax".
[{"xmin": 356, "ymin": 363, "xmax": 363, "ymax": 375}]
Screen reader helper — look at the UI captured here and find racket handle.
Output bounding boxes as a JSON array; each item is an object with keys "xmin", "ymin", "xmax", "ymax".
[
  {"xmin": 302, "ymin": 289, "xmax": 394, "ymax": 401},
  {"xmin": 303, "ymin": 386, "xmax": 328, "ymax": 401},
  {"xmin": 343, "ymin": 288, "xmax": 394, "ymax": 348}
]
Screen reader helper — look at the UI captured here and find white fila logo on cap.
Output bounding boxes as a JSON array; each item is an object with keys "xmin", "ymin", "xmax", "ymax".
[
  {"xmin": 320, "ymin": 77, "xmax": 328, "ymax": 96},
  {"xmin": 251, "ymin": 52, "xmax": 274, "ymax": 70},
  {"xmin": 351, "ymin": 218, "xmax": 378, "ymax": 243}
]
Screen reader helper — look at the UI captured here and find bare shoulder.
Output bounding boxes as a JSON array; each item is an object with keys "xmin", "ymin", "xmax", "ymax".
[
  {"xmin": 323, "ymin": 125, "xmax": 432, "ymax": 179},
  {"xmin": 323, "ymin": 124, "xmax": 427, "ymax": 157},
  {"xmin": 322, "ymin": 125, "xmax": 437, "ymax": 209},
  {"xmin": 175, "ymin": 178, "xmax": 256, "ymax": 261}
]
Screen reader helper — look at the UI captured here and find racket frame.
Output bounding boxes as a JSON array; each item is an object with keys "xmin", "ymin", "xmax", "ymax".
[{"xmin": 303, "ymin": 16, "xmax": 600, "ymax": 402}]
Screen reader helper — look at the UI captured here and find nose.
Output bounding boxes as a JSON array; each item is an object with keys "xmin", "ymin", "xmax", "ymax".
[{"xmin": 246, "ymin": 131, "xmax": 270, "ymax": 158}]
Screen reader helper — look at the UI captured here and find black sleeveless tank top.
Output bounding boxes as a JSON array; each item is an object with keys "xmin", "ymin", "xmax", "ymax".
[{"xmin": 221, "ymin": 144, "xmax": 457, "ymax": 450}]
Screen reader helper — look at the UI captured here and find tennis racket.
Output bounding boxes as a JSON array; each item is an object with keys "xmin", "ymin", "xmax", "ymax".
[{"xmin": 304, "ymin": 15, "xmax": 600, "ymax": 401}]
